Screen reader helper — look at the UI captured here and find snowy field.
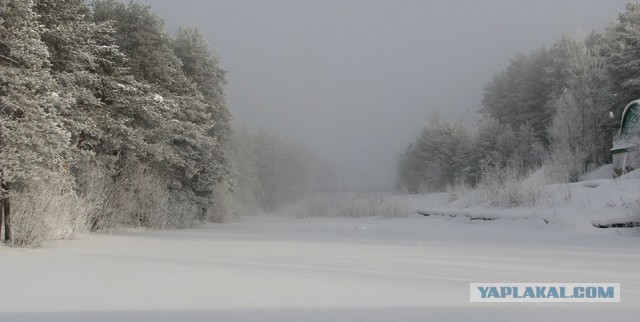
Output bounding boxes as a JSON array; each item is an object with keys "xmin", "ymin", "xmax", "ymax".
[{"xmin": 1, "ymin": 212, "xmax": 639, "ymax": 322}]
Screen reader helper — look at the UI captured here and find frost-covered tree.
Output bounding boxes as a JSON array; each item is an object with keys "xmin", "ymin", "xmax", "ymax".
[
  {"xmin": 547, "ymin": 92, "xmax": 588, "ymax": 182},
  {"xmin": 227, "ymin": 128, "xmax": 262, "ymax": 212},
  {"xmin": 0, "ymin": 0, "xmax": 70, "ymax": 187},
  {"xmin": 227, "ymin": 127, "xmax": 330, "ymax": 212},
  {"xmin": 475, "ymin": 118, "xmax": 542, "ymax": 172},
  {"xmin": 172, "ymin": 27, "xmax": 231, "ymax": 138},
  {"xmin": 475, "ymin": 117, "xmax": 505, "ymax": 168},
  {"xmin": 548, "ymin": 35, "xmax": 611, "ymax": 174},
  {"xmin": 253, "ymin": 130, "xmax": 308, "ymax": 210},
  {"xmin": 92, "ymin": 0, "xmax": 233, "ymax": 223},
  {"xmin": 396, "ymin": 144, "xmax": 418, "ymax": 192},
  {"xmin": 34, "ymin": 0, "xmax": 170, "ymax": 158},
  {"xmin": 395, "ymin": 116, "xmax": 543, "ymax": 195},
  {"xmin": 604, "ymin": 3, "xmax": 640, "ymax": 112},
  {"xmin": 171, "ymin": 26, "xmax": 234, "ymax": 218},
  {"xmin": 481, "ymin": 48, "xmax": 554, "ymax": 142},
  {"xmin": 511, "ymin": 122, "xmax": 544, "ymax": 171},
  {"xmin": 92, "ymin": 0, "xmax": 187, "ymax": 89},
  {"xmin": 396, "ymin": 119, "xmax": 473, "ymax": 193},
  {"xmin": 34, "ymin": 0, "xmax": 147, "ymax": 155},
  {"xmin": 32, "ymin": 0, "xmax": 176, "ymax": 231},
  {"xmin": 0, "ymin": 0, "xmax": 72, "ymax": 240},
  {"xmin": 0, "ymin": 0, "xmax": 242, "ymax": 245}
]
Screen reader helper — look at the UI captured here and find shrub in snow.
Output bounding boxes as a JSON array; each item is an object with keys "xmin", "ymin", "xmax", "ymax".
[
  {"xmin": 73, "ymin": 159, "xmax": 120, "ymax": 232},
  {"xmin": 474, "ymin": 165, "xmax": 553, "ymax": 208},
  {"xmin": 108, "ymin": 164, "xmax": 199, "ymax": 230},
  {"xmin": 9, "ymin": 172, "xmax": 91, "ymax": 248}
]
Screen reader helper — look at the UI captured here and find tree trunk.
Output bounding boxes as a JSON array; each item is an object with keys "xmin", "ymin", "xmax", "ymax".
[
  {"xmin": 4, "ymin": 196, "xmax": 10, "ymax": 242},
  {"xmin": 1, "ymin": 182, "xmax": 9, "ymax": 242},
  {"xmin": 0, "ymin": 198, "xmax": 3, "ymax": 241}
]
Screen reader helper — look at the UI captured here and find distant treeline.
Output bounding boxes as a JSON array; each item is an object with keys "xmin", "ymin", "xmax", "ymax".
[{"xmin": 398, "ymin": 3, "xmax": 640, "ymax": 193}]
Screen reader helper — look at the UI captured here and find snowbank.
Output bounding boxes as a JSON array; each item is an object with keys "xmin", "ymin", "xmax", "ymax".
[
  {"xmin": 580, "ymin": 163, "xmax": 613, "ymax": 181},
  {"xmin": 621, "ymin": 168, "xmax": 640, "ymax": 179},
  {"xmin": 407, "ymin": 166, "xmax": 640, "ymax": 231}
]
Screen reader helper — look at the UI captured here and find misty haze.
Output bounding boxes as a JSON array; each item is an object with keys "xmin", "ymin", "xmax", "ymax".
[{"xmin": 1, "ymin": 0, "xmax": 639, "ymax": 321}]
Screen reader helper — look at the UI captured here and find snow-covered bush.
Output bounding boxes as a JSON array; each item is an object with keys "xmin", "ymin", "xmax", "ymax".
[
  {"xmin": 475, "ymin": 165, "xmax": 552, "ymax": 208},
  {"xmin": 9, "ymin": 172, "xmax": 92, "ymax": 248},
  {"xmin": 124, "ymin": 170, "xmax": 171, "ymax": 229},
  {"xmin": 378, "ymin": 196, "xmax": 412, "ymax": 218},
  {"xmin": 73, "ymin": 159, "xmax": 119, "ymax": 232},
  {"xmin": 108, "ymin": 163, "xmax": 200, "ymax": 230},
  {"xmin": 207, "ymin": 187, "xmax": 245, "ymax": 223},
  {"xmin": 290, "ymin": 192, "xmax": 410, "ymax": 218}
]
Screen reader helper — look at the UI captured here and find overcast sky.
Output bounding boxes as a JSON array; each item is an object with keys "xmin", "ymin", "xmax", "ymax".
[{"xmin": 137, "ymin": 0, "xmax": 629, "ymax": 190}]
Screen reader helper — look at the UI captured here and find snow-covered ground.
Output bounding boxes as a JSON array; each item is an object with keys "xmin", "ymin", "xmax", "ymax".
[
  {"xmin": 408, "ymin": 166, "xmax": 640, "ymax": 232},
  {"xmin": 1, "ymin": 211, "xmax": 639, "ymax": 321}
]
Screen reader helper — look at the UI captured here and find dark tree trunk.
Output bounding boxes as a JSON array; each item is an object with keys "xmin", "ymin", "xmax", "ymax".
[
  {"xmin": 3, "ymin": 196, "xmax": 10, "ymax": 242},
  {"xmin": 1, "ymin": 182, "xmax": 9, "ymax": 242}
]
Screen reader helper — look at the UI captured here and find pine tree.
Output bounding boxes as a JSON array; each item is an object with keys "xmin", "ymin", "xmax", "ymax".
[
  {"xmin": 549, "ymin": 35, "xmax": 612, "ymax": 168},
  {"xmin": 397, "ymin": 119, "xmax": 473, "ymax": 193},
  {"xmin": 0, "ymin": 0, "xmax": 71, "ymax": 240},
  {"xmin": 172, "ymin": 27, "xmax": 230, "ymax": 130},
  {"xmin": 92, "ymin": 0, "xmax": 233, "ymax": 222},
  {"xmin": 0, "ymin": 0, "xmax": 70, "ymax": 186},
  {"xmin": 604, "ymin": 3, "xmax": 640, "ymax": 112},
  {"xmin": 34, "ymin": 0, "xmax": 147, "ymax": 154},
  {"xmin": 172, "ymin": 26, "xmax": 234, "ymax": 218},
  {"xmin": 481, "ymin": 48, "xmax": 554, "ymax": 143},
  {"xmin": 476, "ymin": 118, "xmax": 504, "ymax": 168}
]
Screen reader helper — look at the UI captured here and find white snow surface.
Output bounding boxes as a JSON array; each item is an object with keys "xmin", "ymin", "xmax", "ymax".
[
  {"xmin": 412, "ymin": 168, "xmax": 640, "ymax": 231},
  {"xmin": 580, "ymin": 163, "xmax": 613, "ymax": 181},
  {"xmin": 621, "ymin": 168, "xmax": 640, "ymax": 179},
  {"xmin": 1, "ymin": 210, "xmax": 639, "ymax": 321}
]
